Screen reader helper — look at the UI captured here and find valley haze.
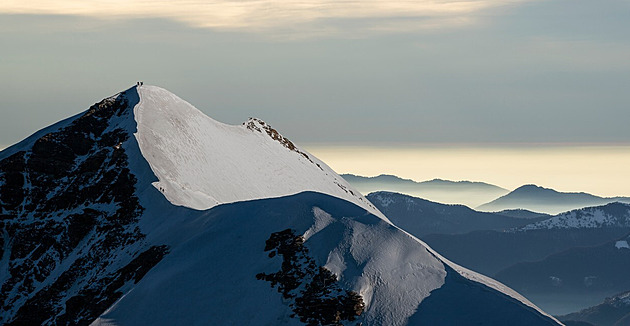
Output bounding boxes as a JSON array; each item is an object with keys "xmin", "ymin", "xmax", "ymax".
[{"xmin": 307, "ymin": 145, "xmax": 630, "ymax": 201}]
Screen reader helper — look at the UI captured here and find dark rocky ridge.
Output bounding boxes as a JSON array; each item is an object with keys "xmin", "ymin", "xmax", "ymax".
[
  {"xmin": 257, "ymin": 229, "xmax": 364, "ymax": 326},
  {"xmin": 0, "ymin": 88, "xmax": 169, "ymax": 325},
  {"xmin": 245, "ymin": 117, "xmax": 324, "ymax": 171}
]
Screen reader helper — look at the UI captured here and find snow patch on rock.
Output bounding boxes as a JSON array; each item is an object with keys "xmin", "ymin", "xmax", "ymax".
[{"xmin": 615, "ymin": 240, "xmax": 629, "ymax": 249}]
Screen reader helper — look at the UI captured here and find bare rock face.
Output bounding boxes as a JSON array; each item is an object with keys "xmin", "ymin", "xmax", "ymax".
[
  {"xmin": 0, "ymin": 89, "xmax": 168, "ymax": 325},
  {"xmin": 256, "ymin": 229, "xmax": 364, "ymax": 326}
]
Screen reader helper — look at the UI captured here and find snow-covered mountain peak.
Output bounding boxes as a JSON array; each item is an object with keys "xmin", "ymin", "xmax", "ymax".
[
  {"xmin": 1, "ymin": 84, "xmax": 561, "ymax": 325},
  {"xmin": 132, "ymin": 85, "xmax": 384, "ymax": 218}
]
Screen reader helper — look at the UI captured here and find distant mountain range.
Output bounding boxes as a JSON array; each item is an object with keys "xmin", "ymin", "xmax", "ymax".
[
  {"xmin": 358, "ymin": 191, "xmax": 630, "ymax": 315},
  {"xmin": 560, "ymin": 290, "xmax": 630, "ymax": 326},
  {"xmin": 423, "ymin": 227, "xmax": 629, "ymax": 279},
  {"xmin": 347, "ymin": 178, "xmax": 630, "ymax": 316},
  {"xmin": 366, "ymin": 191, "xmax": 548, "ymax": 236},
  {"xmin": 341, "ymin": 174, "xmax": 509, "ymax": 208},
  {"xmin": 344, "ymin": 175, "xmax": 630, "ymax": 215},
  {"xmin": 477, "ymin": 185, "xmax": 630, "ymax": 215},
  {"xmin": 495, "ymin": 208, "xmax": 551, "ymax": 219},
  {"xmin": 421, "ymin": 203, "xmax": 630, "ymax": 315}
]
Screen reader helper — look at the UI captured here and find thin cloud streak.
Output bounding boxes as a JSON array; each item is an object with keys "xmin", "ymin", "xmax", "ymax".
[{"xmin": 1, "ymin": 0, "xmax": 527, "ymax": 34}]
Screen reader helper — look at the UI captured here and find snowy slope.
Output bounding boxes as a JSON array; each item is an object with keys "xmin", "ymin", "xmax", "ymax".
[
  {"xmin": 521, "ymin": 203, "xmax": 630, "ymax": 230},
  {"xmin": 130, "ymin": 86, "xmax": 555, "ymax": 323},
  {"xmin": 133, "ymin": 85, "xmax": 382, "ymax": 219},
  {"xmin": 93, "ymin": 192, "xmax": 561, "ymax": 326},
  {"xmin": 1, "ymin": 84, "xmax": 560, "ymax": 325}
]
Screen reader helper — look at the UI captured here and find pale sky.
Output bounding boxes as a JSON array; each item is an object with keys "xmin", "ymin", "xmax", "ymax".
[{"xmin": 1, "ymin": 1, "xmax": 629, "ymax": 195}]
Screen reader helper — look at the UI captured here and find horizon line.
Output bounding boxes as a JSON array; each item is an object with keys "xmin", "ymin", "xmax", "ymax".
[{"xmin": 302, "ymin": 141, "xmax": 630, "ymax": 149}]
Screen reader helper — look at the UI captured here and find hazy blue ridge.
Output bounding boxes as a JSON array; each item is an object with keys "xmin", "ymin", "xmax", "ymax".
[
  {"xmin": 366, "ymin": 191, "xmax": 546, "ymax": 236},
  {"xmin": 478, "ymin": 185, "xmax": 630, "ymax": 215}
]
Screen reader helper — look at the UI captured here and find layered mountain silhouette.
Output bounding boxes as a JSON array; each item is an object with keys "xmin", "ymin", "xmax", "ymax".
[
  {"xmin": 342, "ymin": 174, "xmax": 508, "ymax": 208},
  {"xmin": 366, "ymin": 191, "xmax": 548, "ymax": 236},
  {"xmin": 0, "ymin": 85, "xmax": 560, "ymax": 325},
  {"xmin": 422, "ymin": 203, "xmax": 630, "ymax": 314},
  {"xmin": 477, "ymin": 184, "xmax": 630, "ymax": 215},
  {"xmin": 494, "ymin": 208, "xmax": 550, "ymax": 219},
  {"xmin": 495, "ymin": 232, "xmax": 630, "ymax": 306}
]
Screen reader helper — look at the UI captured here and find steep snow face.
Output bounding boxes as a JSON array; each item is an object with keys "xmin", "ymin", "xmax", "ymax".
[
  {"xmin": 521, "ymin": 203, "xmax": 630, "ymax": 230},
  {"xmin": 133, "ymin": 86, "xmax": 383, "ymax": 219}
]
